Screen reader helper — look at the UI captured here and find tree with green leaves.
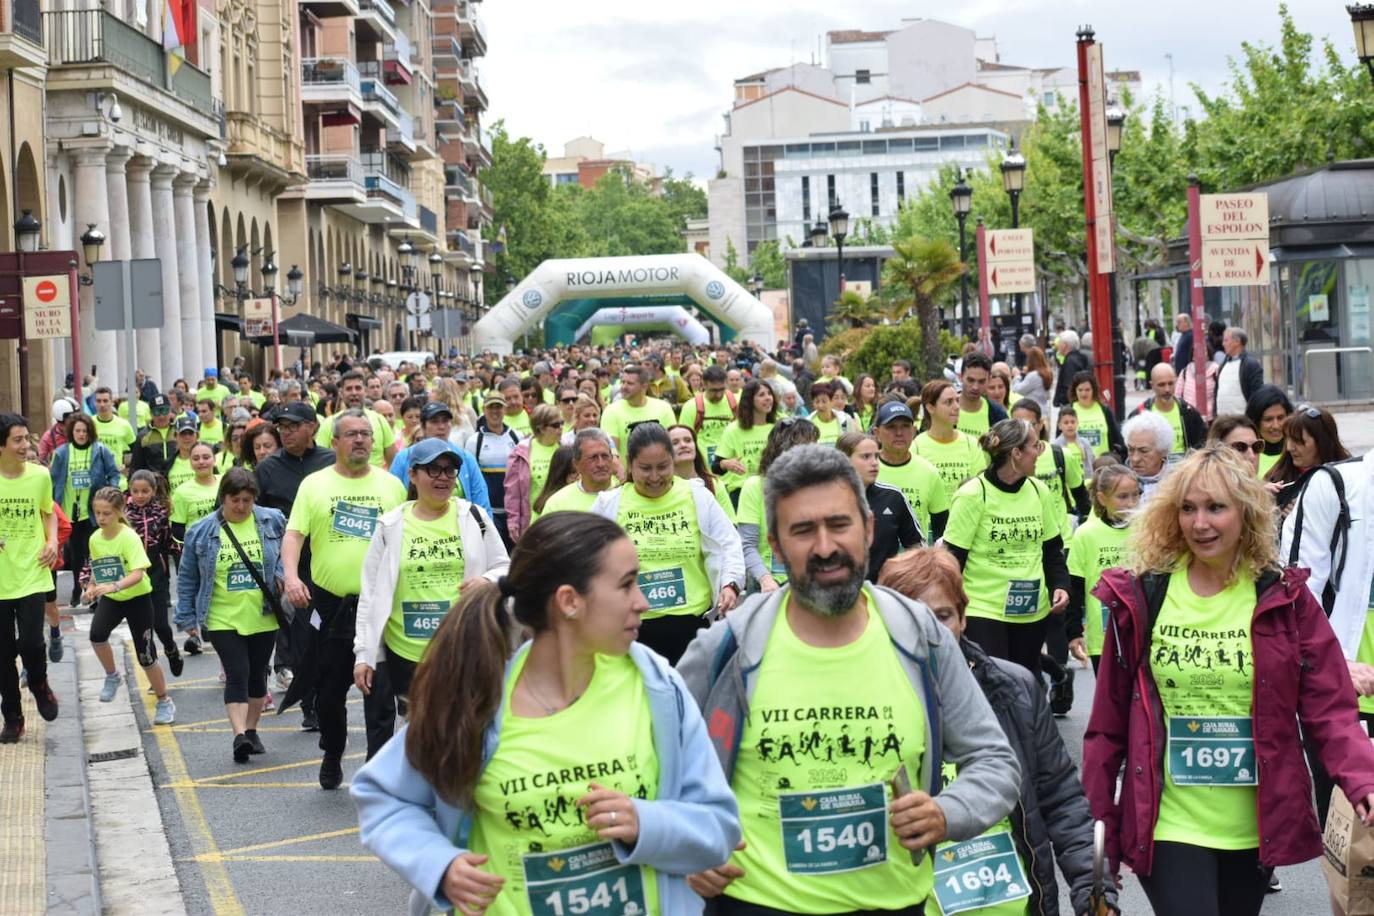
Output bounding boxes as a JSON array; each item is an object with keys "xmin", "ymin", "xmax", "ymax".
[{"xmin": 881, "ymin": 237, "xmax": 966, "ymax": 379}]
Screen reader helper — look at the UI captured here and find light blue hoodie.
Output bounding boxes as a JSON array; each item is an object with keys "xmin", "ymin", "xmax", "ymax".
[{"xmin": 351, "ymin": 641, "xmax": 741, "ymax": 916}]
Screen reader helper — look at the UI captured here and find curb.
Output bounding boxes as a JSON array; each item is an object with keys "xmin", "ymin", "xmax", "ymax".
[{"xmin": 43, "ymin": 630, "xmax": 101, "ymax": 916}]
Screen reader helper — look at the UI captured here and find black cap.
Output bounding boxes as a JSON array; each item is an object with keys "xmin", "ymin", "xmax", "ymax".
[
  {"xmin": 150, "ymin": 394, "xmax": 171, "ymax": 413},
  {"xmin": 875, "ymin": 401, "xmax": 915, "ymax": 427},
  {"xmin": 275, "ymin": 401, "xmax": 318, "ymax": 424},
  {"xmin": 174, "ymin": 416, "xmax": 199, "ymax": 434},
  {"xmin": 420, "ymin": 401, "xmax": 454, "ymax": 422}
]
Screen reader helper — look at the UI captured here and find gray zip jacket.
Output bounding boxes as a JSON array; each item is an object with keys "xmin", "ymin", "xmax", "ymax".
[{"xmin": 676, "ymin": 585, "xmax": 1021, "ymax": 844}]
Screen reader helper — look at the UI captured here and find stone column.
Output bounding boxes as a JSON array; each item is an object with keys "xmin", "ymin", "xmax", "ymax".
[
  {"xmin": 125, "ymin": 156, "xmax": 158, "ymax": 386},
  {"xmin": 106, "ymin": 146, "xmax": 160, "ymax": 390},
  {"xmin": 173, "ymin": 174, "xmax": 204, "ymax": 379},
  {"xmin": 193, "ymin": 183, "xmax": 216, "ymax": 374},
  {"xmin": 74, "ymin": 147, "xmax": 116, "ymax": 385},
  {"xmin": 149, "ymin": 165, "xmax": 184, "ymax": 383}
]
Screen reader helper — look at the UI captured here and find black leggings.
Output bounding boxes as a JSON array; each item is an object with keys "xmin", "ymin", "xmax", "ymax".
[
  {"xmin": 65, "ymin": 517, "xmax": 93, "ymax": 604},
  {"xmin": 90, "ymin": 594, "xmax": 158, "ymax": 667},
  {"xmin": 963, "ymin": 615, "xmax": 1051, "ymax": 677},
  {"xmin": 637, "ymin": 613, "xmax": 711, "ymax": 666},
  {"xmin": 205, "ymin": 629, "xmax": 276, "ymax": 704},
  {"xmin": 1137, "ymin": 841, "xmax": 1266, "ymax": 916},
  {"xmin": 148, "ymin": 563, "xmax": 177, "ymax": 654},
  {"xmin": 0, "ymin": 592, "xmax": 47, "ymax": 721}
]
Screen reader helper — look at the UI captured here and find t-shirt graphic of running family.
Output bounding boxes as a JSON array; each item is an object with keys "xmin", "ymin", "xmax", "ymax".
[
  {"xmin": 0, "ymin": 463, "xmax": 54, "ymax": 601},
  {"xmin": 171, "ymin": 477, "xmax": 220, "ymax": 535},
  {"xmin": 63, "ymin": 445, "xmax": 94, "ymax": 520},
  {"xmin": 385, "ymin": 502, "xmax": 465, "ymax": 663},
  {"xmin": 1151, "ymin": 401, "xmax": 1187, "ymax": 457},
  {"xmin": 943, "ymin": 476, "xmax": 1060, "ymax": 624},
  {"xmin": 471, "ymin": 651, "xmax": 661, "ymax": 916},
  {"xmin": 209, "ymin": 516, "xmax": 276, "ymax": 635},
  {"xmin": 88, "ymin": 525, "xmax": 153, "ymax": 601},
  {"xmin": 286, "ymin": 468, "xmax": 408, "ymax": 597},
  {"xmin": 1151, "ymin": 568, "xmax": 1259, "ymax": 850},
  {"xmin": 930, "ymin": 762, "xmax": 1031, "ymax": 916},
  {"xmin": 1074, "ymin": 402, "xmax": 1111, "ymax": 457},
  {"xmin": 728, "ymin": 591, "xmax": 932, "ymax": 913},
  {"xmin": 1065, "ymin": 515, "xmax": 1131, "ymax": 657},
  {"xmin": 615, "ymin": 478, "xmax": 709, "ymax": 619},
  {"xmin": 877, "ymin": 453, "xmax": 948, "ymax": 545},
  {"xmin": 915, "ymin": 431, "xmax": 988, "ymax": 507}
]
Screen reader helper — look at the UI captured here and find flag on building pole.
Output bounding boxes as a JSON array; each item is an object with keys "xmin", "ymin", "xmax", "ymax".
[{"xmin": 163, "ymin": 0, "xmax": 188, "ymax": 74}]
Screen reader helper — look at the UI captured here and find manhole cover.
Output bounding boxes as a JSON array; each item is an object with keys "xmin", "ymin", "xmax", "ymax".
[{"xmin": 88, "ymin": 748, "xmax": 139, "ymax": 764}]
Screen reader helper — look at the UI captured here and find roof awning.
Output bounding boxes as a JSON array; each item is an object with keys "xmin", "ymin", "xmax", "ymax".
[
  {"xmin": 346, "ymin": 312, "xmax": 384, "ymax": 333},
  {"xmin": 249, "ymin": 312, "xmax": 355, "ymax": 345},
  {"xmin": 215, "ymin": 312, "xmax": 244, "ymax": 333}
]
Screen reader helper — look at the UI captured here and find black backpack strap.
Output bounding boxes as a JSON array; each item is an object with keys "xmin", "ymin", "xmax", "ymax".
[
  {"xmin": 1051, "ymin": 443, "xmax": 1073, "ymax": 513},
  {"xmin": 468, "ymin": 503, "xmax": 487, "ymax": 537},
  {"xmin": 218, "ymin": 512, "xmax": 288, "ymax": 629},
  {"xmin": 1287, "ymin": 465, "xmax": 1350, "ymax": 614},
  {"xmin": 474, "ymin": 430, "xmax": 485, "ymax": 461}
]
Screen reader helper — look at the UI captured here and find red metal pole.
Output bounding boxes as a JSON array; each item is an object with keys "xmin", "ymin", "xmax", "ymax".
[
  {"xmin": 1187, "ymin": 176, "xmax": 1207, "ymax": 414},
  {"xmin": 1076, "ymin": 27, "xmax": 1115, "ymax": 404},
  {"xmin": 68, "ymin": 263, "xmax": 82, "ymax": 406},
  {"xmin": 976, "ymin": 219, "xmax": 991, "ymax": 347}
]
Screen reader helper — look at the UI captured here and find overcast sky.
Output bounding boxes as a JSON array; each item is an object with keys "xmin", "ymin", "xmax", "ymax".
[{"xmin": 478, "ymin": 2, "xmax": 1357, "ymax": 180}]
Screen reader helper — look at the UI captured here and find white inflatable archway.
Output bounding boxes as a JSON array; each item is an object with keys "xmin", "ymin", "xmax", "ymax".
[
  {"xmin": 473, "ymin": 254, "xmax": 774, "ymax": 354},
  {"xmin": 573, "ymin": 305, "xmax": 711, "ymax": 346}
]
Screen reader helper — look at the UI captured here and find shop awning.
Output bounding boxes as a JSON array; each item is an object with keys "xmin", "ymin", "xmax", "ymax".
[
  {"xmin": 249, "ymin": 312, "xmax": 355, "ymax": 345},
  {"xmin": 346, "ymin": 312, "xmax": 384, "ymax": 333},
  {"xmin": 215, "ymin": 312, "xmax": 244, "ymax": 333}
]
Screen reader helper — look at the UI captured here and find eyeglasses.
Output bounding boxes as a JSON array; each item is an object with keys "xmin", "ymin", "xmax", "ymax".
[
  {"xmin": 420, "ymin": 464, "xmax": 459, "ymax": 479},
  {"xmin": 338, "ymin": 429, "xmax": 373, "ymax": 440},
  {"xmin": 1228, "ymin": 440, "xmax": 1261, "ymax": 455}
]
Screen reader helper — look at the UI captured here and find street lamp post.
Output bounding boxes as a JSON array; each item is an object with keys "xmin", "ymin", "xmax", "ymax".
[
  {"xmin": 828, "ymin": 204, "xmax": 849, "ymax": 306},
  {"xmin": 949, "ymin": 171, "xmax": 973, "ymax": 334},
  {"xmin": 1350, "ymin": 4, "xmax": 1374, "ymax": 86},
  {"xmin": 1000, "ymin": 143, "xmax": 1027, "ymax": 317},
  {"xmin": 261, "ymin": 258, "xmax": 281, "ymax": 374},
  {"xmin": 13, "ymin": 209, "xmax": 40, "ymax": 418}
]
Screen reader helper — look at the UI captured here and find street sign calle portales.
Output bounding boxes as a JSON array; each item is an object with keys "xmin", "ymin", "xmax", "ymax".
[
  {"xmin": 983, "ymin": 228, "xmax": 1036, "ymax": 295},
  {"xmin": 1200, "ymin": 193, "xmax": 1270, "ymax": 286}
]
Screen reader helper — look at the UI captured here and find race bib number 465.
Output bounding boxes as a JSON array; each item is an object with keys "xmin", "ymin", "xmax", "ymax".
[
  {"xmin": 523, "ymin": 841, "xmax": 647, "ymax": 916},
  {"xmin": 778, "ymin": 783, "xmax": 889, "ymax": 875}
]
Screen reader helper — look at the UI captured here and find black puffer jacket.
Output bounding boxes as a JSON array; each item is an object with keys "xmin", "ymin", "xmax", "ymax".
[{"xmin": 961, "ymin": 638, "xmax": 1110, "ymax": 916}]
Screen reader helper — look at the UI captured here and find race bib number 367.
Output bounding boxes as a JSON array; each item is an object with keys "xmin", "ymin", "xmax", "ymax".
[
  {"xmin": 523, "ymin": 841, "xmax": 648, "ymax": 916},
  {"xmin": 778, "ymin": 783, "xmax": 889, "ymax": 875}
]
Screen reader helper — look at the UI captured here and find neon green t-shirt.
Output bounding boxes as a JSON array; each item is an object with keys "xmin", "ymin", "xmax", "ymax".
[
  {"xmin": 314, "ymin": 408, "xmax": 397, "ymax": 468},
  {"xmin": 166, "ymin": 455, "xmax": 196, "ymax": 493},
  {"xmin": 943, "ymin": 475, "xmax": 1060, "ymax": 624},
  {"xmin": 930, "ymin": 761, "xmax": 1031, "ymax": 916},
  {"xmin": 385, "ymin": 502, "xmax": 465, "ymax": 663},
  {"xmin": 1151, "ymin": 401, "xmax": 1187, "ymax": 458},
  {"xmin": 540, "ymin": 482, "xmax": 601, "ymax": 516},
  {"xmin": 207, "ymin": 515, "xmax": 277, "ymax": 635},
  {"xmin": 877, "ymin": 453, "xmax": 949, "ymax": 544},
  {"xmin": 914, "ymin": 431, "xmax": 988, "ymax": 508},
  {"xmin": 855, "ymin": 404, "xmax": 876, "ymax": 433},
  {"xmin": 93, "ymin": 414, "xmax": 136, "ymax": 461},
  {"xmin": 215, "ymin": 448, "xmax": 239, "ymax": 476},
  {"xmin": 810, "ymin": 413, "xmax": 845, "ymax": 446},
  {"xmin": 286, "ymin": 467, "xmax": 407, "ymax": 596},
  {"xmin": 1152, "ymin": 567, "xmax": 1258, "ymax": 849},
  {"xmin": 470, "ymin": 651, "xmax": 660, "ymax": 916},
  {"xmin": 528, "ymin": 439, "xmax": 559, "ymax": 511},
  {"xmin": 600, "ymin": 397, "xmax": 677, "ymax": 460},
  {"xmin": 87, "ymin": 524, "xmax": 153, "ymax": 600},
  {"xmin": 1258, "ymin": 445, "xmax": 1283, "ymax": 480},
  {"xmin": 955, "ymin": 398, "xmax": 993, "ymax": 439},
  {"xmin": 504, "ymin": 408, "xmax": 534, "ymax": 438},
  {"xmin": 1358, "ymin": 580, "xmax": 1374, "ymax": 716},
  {"xmin": 1032, "ymin": 444, "xmax": 1084, "ymax": 536},
  {"xmin": 728, "ymin": 590, "xmax": 931, "ymax": 911},
  {"xmin": 198, "ymin": 418, "xmax": 225, "ymax": 448},
  {"xmin": 62, "ymin": 445, "xmax": 94, "ymax": 521},
  {"xmin": 1065, "ymin": 515, "xmax": 1131, "ymax": 656},
  {"xmin": 195, "ymin": 384, "xmax": 229, "ymax": 406},
  {"xmin": 170, "ymin": 477, "xmax": 221, "ymax": 537},
  {"xmin": 737, "ymin": 475, "xmax": 787, "ymax": 584},
  {"xmin": 1074, "ymin": 402, "xmax": 1112, "ymax": 457},
  {"xmin": 715, "ymin": 421, "xmax": 773, "ymax": 494},
  {"xmin": 615, "ymin": 478, "xmax": 709, "ymax": 619},
  {"xmin": 0, "ymin": 463, "xmax": 54, "ymax": 600},
  {"xmin": 117, "ymin": 398, "xmax": 151, "ymax": 427},
  {"xmin": 678, "ymin": 394, "xmax": 737, "ymax": 463}
]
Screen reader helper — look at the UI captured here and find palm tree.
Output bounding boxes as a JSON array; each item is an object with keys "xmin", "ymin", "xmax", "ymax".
[
  {"xmin": 881, "ymin": 237, "xmax": 966, "ymax": 379},
  {"xmin": 831, "ymin": 289, "xmax": 878, "ymax": 329}
]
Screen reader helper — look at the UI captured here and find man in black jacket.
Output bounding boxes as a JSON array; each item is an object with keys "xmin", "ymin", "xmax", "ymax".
[
  {"xmin": 130, "ymin": 394, "xmax": 177, "ymax": 477},
  {"xmin": 1214, "ymin": 326, "xmax": 1264, "ymax": 416},
  {"xmin": 1133, "ymin": 363, "xmax": 1207, "ymax": 456},
  {"xmin": 1052, "ymin": 329, "xmax": 1092, "ymax": 406}
]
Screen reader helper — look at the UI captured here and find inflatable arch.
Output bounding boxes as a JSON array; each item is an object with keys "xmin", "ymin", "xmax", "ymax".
[
  {"xmin": 472, "ymin": 254, "xmax": 774, "ymax": 354},
  {"xmin": 573, "ymin": 306, "xmax": 711, "ymax": 347}
]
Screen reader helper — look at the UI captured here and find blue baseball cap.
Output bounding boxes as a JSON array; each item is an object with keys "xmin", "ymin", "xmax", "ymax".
[
  {"xmin": 410, "ymin": 437, "xmax": 459, "ymax": 468},
  {"xmin": 875, "ymin": 401, "xmax": 915, "ymax": 427}
]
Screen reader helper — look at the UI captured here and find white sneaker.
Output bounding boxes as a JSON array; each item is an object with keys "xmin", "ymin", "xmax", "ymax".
[
  {"xmin": 99, "ymin": 673, "xmax": 120, "ymax": 702},
  {"xmin": 274, "ymin": 668, "xmax": 293, "ymax": 691},
  {"xmin": 153, "ymin": 697, "xmax": 175, "ymax": 725}
]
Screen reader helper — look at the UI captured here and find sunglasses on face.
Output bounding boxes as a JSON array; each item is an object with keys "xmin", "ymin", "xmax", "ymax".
[
  {"xmin": 560, "ymin": 397, "xmax": 578, "ymax": 405},
  {"xmin": 1228, "ymin": 440, "xmax": 1261, "ymax": 455}
]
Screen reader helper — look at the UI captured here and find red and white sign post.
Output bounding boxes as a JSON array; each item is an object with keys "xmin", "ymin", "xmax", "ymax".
[{"xmin": 1076, "ymin": 27, "xmax": 1119, "ymax": 411}]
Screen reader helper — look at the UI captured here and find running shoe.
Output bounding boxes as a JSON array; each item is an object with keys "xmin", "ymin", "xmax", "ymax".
[
  {"xmin": 153, "ymin": 697, "xmax": 175, "ymax": 725},
  {"xmin": 48, "ymin": 629, "xmax": 63, "ymax": 663},
  {"xmin": 1267, "ymin": 871, "xmax": 1282, "ymax": 893},
  {"xmin": 232, "ymin": 733, "xmax": 252, "ymax": 763},
  {"xmin": 0, "ymin": 718, "xmax": 23, "ymax": 743},
  {"xmin": 301, "ymin": 709, "xmax": 319, "ymax": 732},
  {"xmin": 183, "ymin": 635, "xmax": 202, "ymax": 656},
  {"xmin": 244, "ymin": 729, "xmax": 266, "ymax": 755},
  {"xmin": 274, "ymin": 668, "xmax": 293, "ymax": 691},
  {"xmin": 31, "ymin": 682, "xmax": 59, "ymax": 721},
  {"xmin": 319, "ymin": 754, "xmax": 343, "ymax": 790},
  {"xmin": 262, "ymin": 690, "xmax": 276, "ymax": 713},
  {"xmin": 98, "ymin": 673, "xmax": 120, "ymax": 702},
  {"xmin": 167, "ymin": 649, "xmax": 183, "ymax": 678}
]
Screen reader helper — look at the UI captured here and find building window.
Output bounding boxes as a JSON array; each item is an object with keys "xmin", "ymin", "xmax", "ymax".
[
  {"xmin": 856, "ymin": 69, "xmax": 871, "ymax": 84},
  {"xmin": 802, "ymin": 175, "xmax": 811, "ymax": 222},
  {"xmin": 827, "ymin": 174, "xmax": 835, "ymax": 210},
  {"xmin": 870, "ymin": 172, "xmax": 880, "ymax": 217},
  {"xmin": 1043, "ymin": 91, "xmax": 1055, "ymax": 107},
  {"xmin": 897, "ymin": 171, "xmax": 905, "ymax": 202},
  {"xmin": 859, "ymin": 120, "xmax": 871, "ymax": 133}
]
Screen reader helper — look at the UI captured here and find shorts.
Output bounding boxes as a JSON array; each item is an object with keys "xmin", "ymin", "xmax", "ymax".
[{"xmin": 90, "ymin": 594, "xmax": 159, "ymax": 668}]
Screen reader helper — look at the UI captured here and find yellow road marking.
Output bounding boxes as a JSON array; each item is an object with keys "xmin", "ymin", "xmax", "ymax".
[
  {"xmin": 160, "ymin": 782, "xmax": 351, "ymax": 789},
  {"xmin": 150, "ymin": 726, "xmax": 366, "ymax": 735},
  {"xmin": 196, "ymin": 752, "xmax": 366, "ymax": 783},
  {"xmin": 134, "ymin": 663, "xmax": 245, "ymax": 915},
  {"xmin": 201, "ymin": 855, "xmax": 378, "ymax": 863},
  {"xmin": 164, "ymin": 675, "xmax": 229, "ymax": 688},
  {"xmin": 192, "ymin": 827, "xmax": 360, "ymax": 860}
]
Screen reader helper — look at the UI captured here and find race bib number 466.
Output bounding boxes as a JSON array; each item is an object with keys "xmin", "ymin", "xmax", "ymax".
[
  {"xmin": 523, "ymin": 841, "xmax": 647, "ymax": 916},
  {"xmin": 638, "ymin": 568, "xmax": 687, "ymax": 612},
  {"xmin": 778, "ymin": 783, "xmax": 889, "ymax": 875}
]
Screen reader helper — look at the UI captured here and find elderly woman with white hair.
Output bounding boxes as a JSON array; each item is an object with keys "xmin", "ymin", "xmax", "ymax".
[{"xmin": 1122, "ymin": 411, "xmax": 1174, "ymax": 500}]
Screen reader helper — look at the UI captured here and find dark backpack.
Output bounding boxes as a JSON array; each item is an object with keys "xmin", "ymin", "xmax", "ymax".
[
  {"xmin": 1286, "ymin": 462, "xmax": 1354, "ymax": 616},
  {"xmin": 1050, "ymin": 443, "xmax": 1074, "ymax": 515}
]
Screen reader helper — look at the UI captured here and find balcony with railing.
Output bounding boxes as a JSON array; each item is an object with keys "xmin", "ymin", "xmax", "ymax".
[
  {"xmin": 44, "ymin": 10, "xmax": 214, "ymax": 116},
  {"xmin": 302, "ymin": 56, "xmax": 361, "ymax": 109},
  {"xmin": 419, "ymin": 205, "xmax": 438, "ymax": 237},
  {"xmin": 356, "ymin": 0, "xmax": 396, "ymax": 40},
  {"xmin": 386, "ymin": 110, "xmax": 415, "ymax": 152},
  {"xmin": 381, "ymin": 33, "xmax": 411, "ymax": 84},
  {"xmin": 458, "ymin": 58, "xmax": 486, "ymax": 109},
  {"xmin": 448, "ymin": 227, "xmax": 477, "ymax": 259},
  {"xmin": 298, "ymin": 0, "xmax": 359, "ymax": 18},
  {"xmin": 430, "ymin": 32, "xmax": 460, "ymax": 64},
  {"xmin": 304, "ymin": 154, "xmax": 366, "ymax": 202},
  {"xmin": 458, "ymin": 1, "xmax": 487, "ymax": 57},
  {"xmin": 0, "ymin": 0, "xmax": 42, "ymax": 68}
]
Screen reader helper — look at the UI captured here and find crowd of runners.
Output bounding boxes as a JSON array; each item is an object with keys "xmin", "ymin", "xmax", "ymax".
[{"xmin": 3, "ymin": 320, "xmax": 1374, "ymax": 915}]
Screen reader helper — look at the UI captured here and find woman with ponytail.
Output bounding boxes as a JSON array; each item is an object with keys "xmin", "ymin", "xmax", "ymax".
[{"xmin": 351, "ymin": 511, "xmax": 740, "ymax": 916}]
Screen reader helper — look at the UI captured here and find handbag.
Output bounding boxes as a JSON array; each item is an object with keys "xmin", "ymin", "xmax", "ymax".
[{"xmin": 219, "ymin": 512, "xmax": 290, "ymax": 631}]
